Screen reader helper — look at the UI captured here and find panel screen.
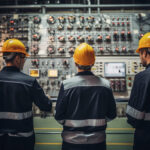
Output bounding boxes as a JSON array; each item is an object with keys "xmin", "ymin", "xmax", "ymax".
[{"xmin": 104, "ymin": 62, "xmax": 126, "ymax": 77}]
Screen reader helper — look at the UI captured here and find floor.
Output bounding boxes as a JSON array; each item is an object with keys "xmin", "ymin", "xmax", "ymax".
[{"xmin": 34, "ymin": 117, "xmax": 134, "ymax": 150}]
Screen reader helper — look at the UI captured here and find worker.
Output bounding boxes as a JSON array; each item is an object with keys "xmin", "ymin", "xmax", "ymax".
[
  {"xmin": 55, "ymin": 43, "xmax": 116, "ymax": 150},
  {"xmin": 0, "ymin": 39, "xmax": 52, "ymax": 150},
  {"xmin": 126, "ymin": 32, "xmax": 150, "ymax": 150}
]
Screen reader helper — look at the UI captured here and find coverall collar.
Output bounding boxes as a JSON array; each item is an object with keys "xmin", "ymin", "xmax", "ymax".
[
  {"xmin": 76, "ymin": 71, "xmax": 94, "ymax": 76},
  {"xmin": 146, "ymin": 63, "xmax": 150, "ymax": 69},
  {"xmin": 2, "ymin": 66, "xmax": 20, "ymax": 72}
]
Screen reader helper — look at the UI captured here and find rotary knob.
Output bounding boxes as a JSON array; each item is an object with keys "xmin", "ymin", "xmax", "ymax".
[
  {"xmin": 58, "ymin": 16, "xmax": 65, "ymax": 23},
  {"xmin": 47, "ymin": 16, "xmax": 55, "ymax": 24},
  {"xmin": 67, "ymin": 24, "xmax": 73, "ymax": 30},
  {"xmin": 58, "ymin": 47, "xmax": 65, "ymax": 53},
  {"xmin": 68, "ymin": 47, "xmax": 75, "ymax": 54},
  {"xmin": 87, "ymin": 16, "xmax": 94, "ymax": 23},
  {"xmin": 47, "ymin": 45, "xmax": 55, "ymax": 55},
  {"xmin": 96, "ymin": 35, "xmax": 103, "ymax": 42},
  {"xmin": 105, "ymin": 35, "xmax": 111, "ymax": 42},
  {"xmin": 121, "ymin": 30, "xmax": 126, "ymax": 41},
  {"xmin": 94, "ymin": 24, "xmax": 102, "ymax": 30},
  {"xmin": 31, "ymin": 59, "xmax": 39, "ymax": 67},
  {"xmin": 68, "ymin": 36, "xmax": 75, "ymax": 42},
  {"xmin": 33, "ymin": 16, "xmax": 41, "ymax": 24},
  {"xmin": 77, "ymin": 23, "xmax": 84, "ymax": 30},
  {"xmin": 79, "ymin": 16, "xmax": 84, "ymax": 23},
  {"xmin": 87, "ymin": 35, "xmax": 94, "ymax": 42},
  {"xmin": 32, "ymin": 33, "xmax": 41, "ymax": 41},
  {"xmin": 77, "ymin": 36, "xmax": 84, "ymax": 42},
  {"xmin": 58, "ymin": 36, "xmax": 65, "ymax": 42},
  {"xmin": 113, "ymin": 31, "xmax": 119, "ymax": 41},
  {"xmin": 68, "ymin": 16, "xmax": 76, "ymax": 23},
  {"xmin": 57, "ymin": 24, "xmax": 64, "ymax": 30},
  {"xmin": 31, "ymin": 45, "xmax": 39, "ymax": 55},
  {"xmin": 85, "ymin": 24, "xmax": 92, "ymax": 30}
]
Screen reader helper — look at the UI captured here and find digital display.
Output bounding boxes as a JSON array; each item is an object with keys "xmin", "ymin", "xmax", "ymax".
[
  {"xmin": 104, "ymin": 62, "xmax": 126, "ymax": 77},
  {"xmin": 29, "ymin": 69, "xmax": 39, "ymax": 77},
  {"xmin": 48, "ymin": 69, "xmax": 58, "ymax": 77}
]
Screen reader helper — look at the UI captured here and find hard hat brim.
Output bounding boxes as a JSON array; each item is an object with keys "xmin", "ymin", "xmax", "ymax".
[
  {"xmin": 0, "ymin": 49, "xmax": 30, "ymax": 57},
  {"xmin": 25, "ymin": 52, "xmax": 30, "ymax": 57},
  {"xmin": 136, "ymin": 47, "xmax": 150, "ymax": 54},
  {"xmin": 136, "ymin": 48, "xmax": 140, "ymax": 53}
]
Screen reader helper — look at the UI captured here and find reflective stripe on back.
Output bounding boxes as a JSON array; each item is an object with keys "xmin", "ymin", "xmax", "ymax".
[
  {"xmin": 0, "ymin": 131, "xmax": 33, "ymax": 137},
  {"xmin": 8, "ymin": 131, "xmax": 34, "ymax": 137},
  {"xmin": 0, "ymin": 111, "xmax": 32, "ymax": 120},
  {"xmin": 63, "ymin": 75, "xmax": 110, "ymax": 90},
  {"xmin": 62, "ymin": 130, "xmax": 106, "ymax": 144},
  {"xmin": 64, "ymin": 119, "xmax": 106, "ymax": 127}
]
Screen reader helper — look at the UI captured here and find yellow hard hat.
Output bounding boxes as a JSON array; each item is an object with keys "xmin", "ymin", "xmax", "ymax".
[
  {"xmin": 73, "ymin": 43, "xmax": 95, "ymax": 66},
  {"xmin": 0, "ymin": 39, "xmax": 29, "ymax": 56},
  {"xmin": 136, "ymin": 32, "xmax": 150, "ymax": 53}
]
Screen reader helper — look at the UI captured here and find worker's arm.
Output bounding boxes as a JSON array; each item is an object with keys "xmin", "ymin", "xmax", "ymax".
[
  {"xmin": 126, "ymin": 74, "xmax": 149, "ymax": 128},
  {"xmin": 32, "ymin": 79, "xmax": 52, "ymax": 112},
  {"xmin": 55, "ymin": 83, "xmax": 67, "ymax": 125},
  {"xmin": 106, "ymin": 88, "xmax": 117, "ymax": 121}
]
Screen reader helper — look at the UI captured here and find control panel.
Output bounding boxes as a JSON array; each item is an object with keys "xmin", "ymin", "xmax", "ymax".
[
  {"xmin": 23, "ymin": 57, "xmax": 76, "ymax": 98},
  {"xmin": 24, "ymin": 56, "xmax": 144, "ymax": 99},
  {"xmin": 0, "ymin": 56, "xmax": 4, "ymax": 71},
  {"xmin": 0, "ymin": 13, "xmax": 149, "ymax": 56},
  {"xmin": 0, "ymin": 12, "xmax": 149, "ymax": 117}
]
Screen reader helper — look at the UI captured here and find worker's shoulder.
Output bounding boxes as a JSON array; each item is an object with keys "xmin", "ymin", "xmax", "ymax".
[
  {"xmin": 98, "ymin": 76, "xmax": 110, "ymax": 88},
  {"xmin": 19, "ymin": 71, "xmax": 36, "ymax": 83},
  {"xmin": 63, "ymin": 75, "xmax": 110, "ymax": 90},
  {"xmin": 0, "ymin": 70, "xmax": 36, "ymax": 86},
  {"xmin": 135, "ymin": 68, "xmax": 150, "ymax": 80},
  {"xmin": 62, "ymin": 75, "xmax": 81, "ymax": 85}
]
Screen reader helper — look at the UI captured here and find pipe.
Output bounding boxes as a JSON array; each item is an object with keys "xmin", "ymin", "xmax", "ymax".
[
  {"xmin": 97, "ymin": 0, "xmax": 100, "ymax": 13},
  {"xmin": 42, "ymin": 6, "xmax": 46, "ymax": 14},
  {"xmin": 0, "ymin": 4, "xmax": 149, "ymax": 9},
  {"xmin": 87, "ymin": 0, "xmax": 91, "ymax": 14},
  {"xmin": 83, "ymin": 0, "xmax": 86, "ymax": 13}
]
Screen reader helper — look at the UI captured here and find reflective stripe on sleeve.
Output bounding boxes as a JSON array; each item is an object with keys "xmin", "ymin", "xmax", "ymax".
[
  {"xmin": 126, "ymin": 105, "xmax": 150, "ymax": 121},
  {"xmin": 126, "ymin": 105, "xmax": 145, "ymax": 120},
  {"xmin": 57, "ymin": 120, "xmax": 65, "ymax": 125},
  {"xmin": 64, "ymin": 119, "xmax": 106, "ymax": 127},
  {"xmin": 0, "ymin": 111, "xmax": 32, "ymax": 120},
  {"xmin": 62, "ymin": 130, "xmax": 106, "ymax": 144}
]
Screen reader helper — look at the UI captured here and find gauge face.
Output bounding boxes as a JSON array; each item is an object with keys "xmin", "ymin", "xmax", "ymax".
[
  {"xmin": 29, "ymin": 69, "xmax": 39, "ymax": 77},
  {"xmin": 48, "ymin": 69, "xmax": 58, "ymax": 77},
  {"xmin": 87, "ymin": 16, "xmax": 94, "ymax": 23},
  {"xmin": 140, "ymin": 24, "xmax": 150, "ymax": 32}
]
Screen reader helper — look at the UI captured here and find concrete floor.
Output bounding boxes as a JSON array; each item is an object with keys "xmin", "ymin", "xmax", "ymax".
[{"xmin": 34, "ymin": 117, "xmax": 134, "ymax": 150}]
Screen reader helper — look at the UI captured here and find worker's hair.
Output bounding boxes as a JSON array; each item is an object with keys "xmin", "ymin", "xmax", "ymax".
[
  {"xmin": 75, "ymin": 63, "xmax": 93, "ymax": 71},
  {"xmin": 3, "ymin": 52, "xmax": 18, "ymax": 63},
  {"xmin": 140, "ymin": 48, "xmax": 150, "ymax": 57}
]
